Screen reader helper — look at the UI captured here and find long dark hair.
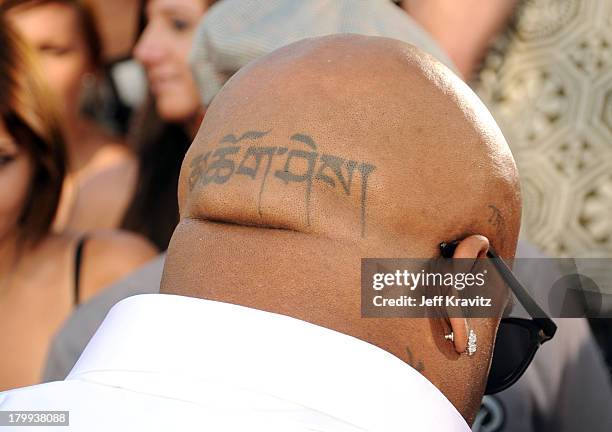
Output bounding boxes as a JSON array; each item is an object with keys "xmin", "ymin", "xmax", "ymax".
[
  {"xmin": 120, "ymin": 99, "xmax": 191, "ymax": 250},
  {"xmin": 121, "ymin": 0, "xmax": 213, "ymax": 250},
  {"xmin": 0, "ymin": 15, "xmax": 66, "ymax": 244}
]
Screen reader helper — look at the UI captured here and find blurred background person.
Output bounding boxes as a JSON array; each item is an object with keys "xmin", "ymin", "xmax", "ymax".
[
  {"xmin": 117, "ymin": 0, "xmax": 214, "ymax": 250},
  {"xmin": 4, "ymin": 0, "xmax": 216, "ymax": 249},
  {"xmin": 2, "ymin": 0, "xmax": 138, "ymax": 232},
  {"xmin": 0, "ymin": 17, "xmax": 157, "ymax": 391},
  {"xmin": 84, "ymin": 0, "xmax": 144, "ymax": 134},
  {"xmin": 192, "ymin": 0, "xmax": 456, "ymax": 106},
  {"xmin": 397, "ymin": 0, "xmax": 518, "ymax": 80},
  {"xmin": 87, "ymin": 0, "xmax": 140, "ymax": 62}
]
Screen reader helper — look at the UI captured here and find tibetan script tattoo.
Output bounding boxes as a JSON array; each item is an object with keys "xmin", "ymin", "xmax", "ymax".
[{"xmin": 189, "ymin": 130, "xmax": 376, "ymax": 237}]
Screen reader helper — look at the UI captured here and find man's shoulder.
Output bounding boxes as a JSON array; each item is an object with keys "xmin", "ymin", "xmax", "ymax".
[
  {"xmin": 0, "ymin": 379, "xmax": 200, "ymax": 431},
  {"xmin": 0, "ymin": 378, "xmax": 350, "ymax": 431},
  {"xmin": 0, "ymin": 381, "xmax": 104, "ymax": 413}
]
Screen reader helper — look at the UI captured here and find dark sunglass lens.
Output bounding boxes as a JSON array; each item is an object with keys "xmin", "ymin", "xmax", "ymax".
[{"xmin": 486, "ymin": 321, "xmax": 533, "ymax": 394}]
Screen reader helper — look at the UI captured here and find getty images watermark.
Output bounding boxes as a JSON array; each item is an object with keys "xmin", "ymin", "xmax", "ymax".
[{"xmin": 361, "ymin": 258, "xmax": 612, "ymax": 318}]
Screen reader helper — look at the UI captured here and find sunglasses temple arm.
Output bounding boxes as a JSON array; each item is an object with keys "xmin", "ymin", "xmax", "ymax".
[{"xmin": 487, "ymin": 250, "xmax": 557, "ymax": 338}]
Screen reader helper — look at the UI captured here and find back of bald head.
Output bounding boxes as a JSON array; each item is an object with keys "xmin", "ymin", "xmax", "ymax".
[
  {"xmin": 177, "ymin": 34, "xmax": 520, "ymax": 258},
  {"xmin": 162, "ymin": 35, "xmax": 520, "ymax": 421}
]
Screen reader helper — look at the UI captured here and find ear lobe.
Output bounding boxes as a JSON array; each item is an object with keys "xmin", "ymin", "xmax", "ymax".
[{"xmin": 448, "ymin": 317, "xmax": 469, "ymax": 353}]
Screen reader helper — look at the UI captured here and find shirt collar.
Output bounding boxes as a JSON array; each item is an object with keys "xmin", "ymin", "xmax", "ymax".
[{"xmin": 68, "ymin": 294, "xmax": 470, "ymax": 431}]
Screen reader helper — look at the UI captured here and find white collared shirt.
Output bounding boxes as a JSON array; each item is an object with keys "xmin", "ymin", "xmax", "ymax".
[{"xmin": 0, "ymin": 294, "xmax": 469, "ymax": 431}]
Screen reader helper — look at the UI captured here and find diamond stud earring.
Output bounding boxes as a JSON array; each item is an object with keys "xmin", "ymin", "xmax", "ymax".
[
  {"xmin": 467, "ymin": 329, "xmax": 477, "ymax": 356},
  {"xmin": 444, "ymin": 330, "xmax": 477, "ymax": 356}
]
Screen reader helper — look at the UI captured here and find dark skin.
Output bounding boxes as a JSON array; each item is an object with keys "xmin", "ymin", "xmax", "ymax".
[
  {"xmin": 187, "ymin": 131, "xmax": 376, "ymax": 236},
  {"xmin": 161, "ymin": 35, "xmax": 521, "ymax": 424}
]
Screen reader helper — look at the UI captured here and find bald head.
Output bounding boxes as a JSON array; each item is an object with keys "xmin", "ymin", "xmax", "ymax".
[
  {"xmin": 163, "ymin": 35, "xmax": 520, "ymax": 422},
  {"xmin": 178, "ymin": 34, "xmax": 519, "ymax": 257}
]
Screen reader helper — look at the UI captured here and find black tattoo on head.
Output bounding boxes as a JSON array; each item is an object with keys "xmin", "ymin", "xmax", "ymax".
[
  {"xmin": 487, "ymin": 204, "xmax": 505, "ymax": 250},
  {"xmin": 188, "ymin": 130, "xmax": 377, "ymax": 237},
  {"xmin": 220, "ymin": 130, "xmax": 271, "ymax": 144}
]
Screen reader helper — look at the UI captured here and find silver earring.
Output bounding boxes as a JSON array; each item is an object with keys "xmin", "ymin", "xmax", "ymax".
[
  {"xmin": 444, "ymin": 330, "xmax": 477, "ymax": 356},
  {"xmin": 467, "ymin": 329, "xmax": 477, "ymax": 356}
]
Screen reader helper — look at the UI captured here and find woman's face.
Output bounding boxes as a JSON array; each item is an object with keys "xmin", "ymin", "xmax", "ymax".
[
  {"xmin": 134, "ymin": 0, "xmax": 206, "ymax": 123},
  {"xmin": 8, "ymin": 2, "xmax": 94, "ymax": 121},
  {"xmin": 0, "ymin": 120, "xmax": 32, "ymax": 242}
]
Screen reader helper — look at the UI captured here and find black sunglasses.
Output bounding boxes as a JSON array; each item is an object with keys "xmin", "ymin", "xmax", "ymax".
[{"xmin": 439, "ymin": 241, "xmax": 557, "ymax": 395}]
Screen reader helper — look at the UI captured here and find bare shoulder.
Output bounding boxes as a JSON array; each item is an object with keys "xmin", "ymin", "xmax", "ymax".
[
  {"xmin": 86, "ymin": 230, "xmax": 158, "ymax": 262},
  {"xmin": 23, "ymin": 234, "xmax": 75, "ymax": 287},
  {"xmin": 71, "ymin": 143, "xmax": 139, "ymax": 230},
  {"xmin": 81, "ymin": 134, "xmax": 138, "ymax": 195},
  {"xmin": 86, "ymin": 127, "xmax": 137, "ymax": 172},
  {"xmin": 78, "ymin": 230, "xmax": 159, "ymax": 303}
]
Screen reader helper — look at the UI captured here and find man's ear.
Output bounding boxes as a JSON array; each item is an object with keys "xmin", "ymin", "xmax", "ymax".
[{"xmin": 448, "ymin": 234, "xmax": 489, "ymax": 353}]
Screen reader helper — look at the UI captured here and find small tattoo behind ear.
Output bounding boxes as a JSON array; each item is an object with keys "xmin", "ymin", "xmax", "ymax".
[
  {"xmin": 487, "ymin": 204, "xmax": 505, "ymax": 249},
  {"xmin": 406, "ymin": 346, "xmax": 425, "ymax": 372}
]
